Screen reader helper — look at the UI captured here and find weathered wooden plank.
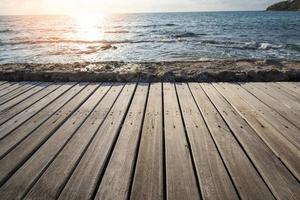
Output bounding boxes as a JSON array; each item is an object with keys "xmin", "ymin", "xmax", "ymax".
[
  {"xmin": 214, "ymin": 83, "xmax": 300, "ymax": 180},
  {"xmin": 279, "ymin": 82, "xmax": 300, "ymax": 95},
  {"xmin": 94, "ymin": 83, "xmax": 148, "ymax": 200},
  {"xmin": 251, "ymin": 83, "xmax": 300, "ymax": 111},
  {"xmin": 25, "ymin": 83, "xmax": 123, "ymax": 199},
  {"xmin": 0, "ymin": 83, "xmax": 108, "ymax": 199},
  {"xmin": 241, "ymin": 82, "xmax": 300, "ymax": 129},
  {"xmin": 189, "ymin": 83, "xmax": 280, "ymax": 199},
  {"xmin": 0, "ymin": 82, "xmax": 15, "ymax": 91},
  {"xmin": 0, "ymin": 82, "xmax": 51, "ymax": 112},
  {"xmin": 0, "ymin": 81, "xmax": 7, "ymax": 87},
  {"xmin": 0, "ymin": 83, "xmax": 88, "ymax": 158},
  {"xmin": 0, "ymin": 81, "xmax": 299, "ymax": 200},
  {"xmin": 163, "ymin": 82, "xmax": 200, "ymax": 200},
  {"xmin": 0, "ymin": 82, "xmax": 39, "ymax": 105},
  {"xmin": 0, "ymin": 82, "xmax": 75, "ymax": 140},
  {"xmin": 289, "ymin": 81, "xmax": 300, "ymax": 90},
  {"xmin": 201, "ymin": 84, "xmax": 299, "ymax": 199},
  {"xmin": 0, "ymin": 82, "xmax": 55, "ymax": 125},
  {"xmin": 272, "ymin": 82, "xmax": 300, "ymax": 100},
  {"xmin": 57, "ymin": 83, "xmax": 136, "ymax": 200},
  {"xmin": 270, "ymin": 82, "xmax": 300, "ymax": 101},
  {"xmin": 176, "ymin": 83, "xmax": 238, "ymax": 200},
  {"xmin": 227, "ymin": 83, "xmax": 300, "ymax": 149},
  {"xmin": 276, "ymin": 82, "xmax": 300, "ymax": 98},
  {"xmin": 0, "ymin": 83, "xmax": 98, "ymax": 187},
  {"xmin": 130, "ymin": 83, "xmax": 164, "ymax": 200},
  {"xmin": 0, "ymin": 82, "xmax": 26, "ymax": 97}
]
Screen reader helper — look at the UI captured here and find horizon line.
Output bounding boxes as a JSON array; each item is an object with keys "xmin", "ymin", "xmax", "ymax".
[{"xmin": 0, "ymin": 10, "xmax": 272, "ymax": 16}]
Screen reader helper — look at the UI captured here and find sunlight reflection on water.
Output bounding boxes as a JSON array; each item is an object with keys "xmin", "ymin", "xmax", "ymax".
[
  {"xmin": 72, "ymin": 13, "xmax": 105, "ymax": 41},
  {"xmin": 0, "ymin": 12, "xmax": 299, "ymax": 63}
]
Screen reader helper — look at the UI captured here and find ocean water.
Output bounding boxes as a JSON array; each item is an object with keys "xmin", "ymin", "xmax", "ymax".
[{"xmin": 0, "ymin": 11, "xmax": 299, "ymax": 63}]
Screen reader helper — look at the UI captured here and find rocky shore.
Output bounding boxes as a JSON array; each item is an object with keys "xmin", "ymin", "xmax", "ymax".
[
  {"xmin": 267, "ymin": 0, "xmax": 300, "ymax": 11},
  {"xmin": 0, "ymin": 60, "xmax": 300, "ymax": 82}
]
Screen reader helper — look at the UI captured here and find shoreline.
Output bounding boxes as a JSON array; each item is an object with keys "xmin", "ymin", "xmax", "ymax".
[{"xmin": 0, "ymin": 59, "xmax": 300, "ymax": 82}]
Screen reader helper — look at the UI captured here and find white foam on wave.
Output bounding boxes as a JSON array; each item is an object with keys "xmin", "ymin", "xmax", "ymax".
[{"xmin": 259, "ymin": 43, "xmax": 283, "ymax": 50}]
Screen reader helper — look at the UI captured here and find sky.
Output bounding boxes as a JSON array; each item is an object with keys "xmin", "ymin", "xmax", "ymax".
[{"xmin": 0, "ymin": 0, "xmax": 281, "ymax": 15}]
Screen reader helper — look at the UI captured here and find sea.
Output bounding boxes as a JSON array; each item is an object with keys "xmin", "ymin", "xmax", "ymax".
[{"xmin": 0, "ymin": 11, "xmax": 299, "ymax": 64}]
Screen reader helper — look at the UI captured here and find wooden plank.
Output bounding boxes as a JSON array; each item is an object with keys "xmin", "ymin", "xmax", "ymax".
[
  {"xmin": 0, "ymin": 82, "xmax": 15, "ymax": 91},
  {"xmin": 94, "ymin": 83, "xmax": 148, "ymax": 200},
  {"xmin": 251, "ymin": 83, "xmax": 300, "ymax": 111},
  {"xmin": 270, "ymin": 82, "xmax": 300, "ymax": 100},
  {"xmin": 276, "ymin": 82, "xmax": 300, "ymax": 98},
  {"xmin": 0, "ymin": 82, "xmax": 55, "ymax": 125},
  {"xmin": 0, "ymin": 83, "xmax": 59, "ymax": 125},
  {"xmin": 0, "ymin": 82, "xmax": 75, "ymax": 140},
  {"xmin": 214, "ymin": 83, "xmax": 300, "ymax": 181},
  {"xmin": 201, "ymin": 84, "xmax": 299, "ymax": 199},
  {"xmin": 130, "ymin": 83, "xmax": 164, "ymax": 200},
  {"xmin": 271, "ymin": 82, "xmax": 300, "ymax": 100},
  {"xmin": 271, "ymin": 82, "xmax": 300, "ymax": 97},
  {"xmin": 241, "ymin": 82, "xmax": 300, "ymax": 129},
  {"xmin": 57, "ymin": 83, "xmax": 136, "ymax": 200},
  {"xmin": 163, "ymin": 82, "xmax": 200, "ymax": 200},
  {"xmin": 0, "ymin": 83, "xmax": 88, "ymax": 158},
  {"xmin": 226, "ymin": 83, "xmax": 300, "ymax": 149},
  {"xmin": 189, "ymin": 83, "xmax": 282, "ymax": 199},
  {"xmin": 0, "ymin": 82, "xmax": 39, "ymax": 105},
  {"xmin": 0, "ymin": 83, "xmax": 108, "ymax": 199},
  {"xmin": 0, "ymin": 82, "xmax": 26, "ymax": 97},
  {"xmin": 0, "ymin": 82, "xmax": 51, "ymax": 112},
  {"xmin": 0, "ymin": 81, "xmax": 7, "ymax": 87},
  {"xmin": 0, "ymin": 83, "xmax": 98, "ymax": 187},
  {"xmin": 25, "ymin": 83, "xmax": 123, "ymax": 199},
  {"xmin": 176, "ymin": 83, "xmax": 238, "ymax": 200}
]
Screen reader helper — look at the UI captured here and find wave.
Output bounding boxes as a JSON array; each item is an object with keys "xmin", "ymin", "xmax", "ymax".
[
  {"xmin": 286, "ymin": 44, "xmax": 300, "ymax": 52},
  {"xmin": 110, "ymin": 23, "xmax": 177, "ymax": 28},
  {"xmin": 0, "ymin": 37, "xmax": 286, "ymax": 52},
  {"xmin": 201, "ymin": 40, "xmax": 226, "ymax": 45},
  {"xmin": 258, "ymin": 43, "xmax": 283, "ymax": 50},
  {"xmin": 49, "ymin": 48, "xmax": 99, "ymax": 56},
  {"xmin": 48, "ymin": 44, "xmax": 117, "ymax": 55},
  {"xmin": 172, "ymin": 32, "xmax": 208, "ymax": 38},
  {"xmin": 0, "ymin": 29, "xmax": 13, "ymax": 33},
  {"xmin": 145, "ymin": 23, "xmax": 177, "ymax": 28},
  {"xmin": 0, "ymin": 39, "xmax": 177, "ymax": 46},
  {"xmin": 201, "ymin": 40, "xmax": 284, "ymax": 50},
  {"xmin": 104, "ymin": 30, "xmax": 129, "ymax": 34},
  {"xmin": 134, "ymin": 24, "xmax": 177, "ymax": 28}
]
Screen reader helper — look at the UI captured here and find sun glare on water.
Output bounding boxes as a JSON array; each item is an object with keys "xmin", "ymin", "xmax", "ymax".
[
  {"xmin": 46, "ymin": 0, "xmax": 108, "ymax": 42},
  {"xmin": 72, "ymin": 13, "xmax": 106, "ymax": 41}
]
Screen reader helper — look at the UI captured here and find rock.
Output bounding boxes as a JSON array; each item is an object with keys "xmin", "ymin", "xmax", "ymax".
[
  {"xmin": 101, "ymin": 43, "xmax": 117, "ymax": 50},
  {"xmin": 267, "ymin": 0, "xmax": 300, "ymax": 11},
  {"xmin": 1, "ymin": 60, "xmax": 300, "ymax": 82},
  {"xmin": 174, "ymin": 32, "xmax": 198, "ymax": 38},
  {"xmin": 165, "ymin": 23, "xmax": 176, "ymax": 26}
]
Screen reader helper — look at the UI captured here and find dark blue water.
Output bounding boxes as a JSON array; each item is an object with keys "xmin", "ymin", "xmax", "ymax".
[{"xmin": 0, "ymin": 11, "xmax": 299, "ymax": 63}]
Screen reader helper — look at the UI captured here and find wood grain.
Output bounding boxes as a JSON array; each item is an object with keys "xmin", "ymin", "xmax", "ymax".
[
  {"xmin": 130, "ymin": 83, "xmax": 164, "ymax": 200},
  {"xmin": 163, "ymin": 82, "xmax": 200, "ymax": 200}
]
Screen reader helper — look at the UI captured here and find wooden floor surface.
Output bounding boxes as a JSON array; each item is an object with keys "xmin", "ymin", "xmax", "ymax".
[{"xmin": 0, "ymin": 81, "xmax": 299, "ymax": 200}]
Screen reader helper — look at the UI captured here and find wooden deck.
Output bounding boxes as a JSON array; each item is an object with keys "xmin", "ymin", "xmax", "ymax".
[{"xmin": 0, "ymin": 81, "xmax": 299, "ymax": 200}]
